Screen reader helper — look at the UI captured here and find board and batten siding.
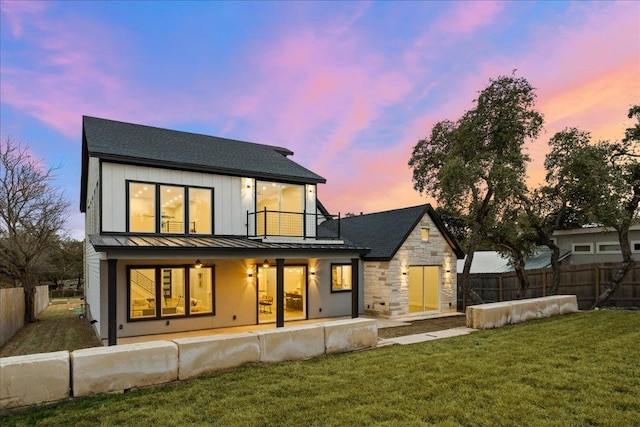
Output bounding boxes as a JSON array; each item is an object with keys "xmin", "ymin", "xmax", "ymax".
[{"xmin": 100, "ymin": 162, "xmax": 252, "ymax": 235}]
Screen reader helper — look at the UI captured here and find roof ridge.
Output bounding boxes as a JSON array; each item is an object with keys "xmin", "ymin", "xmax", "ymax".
[{"xmin": 82, "ymin": 115, "xmax": 294, "ymax": 156}]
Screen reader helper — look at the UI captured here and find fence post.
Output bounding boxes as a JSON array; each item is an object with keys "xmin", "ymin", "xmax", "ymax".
[
  {"xmin": 542, "ymin": 271, "xmax": 546, "ymax": 297},
  {"xmin": 595, "ymin": 266, "xmax": 600, "ymax": 302},
  {"xmin": 499, "ymin": 276, "xmax": 504, "ymax": 302}
]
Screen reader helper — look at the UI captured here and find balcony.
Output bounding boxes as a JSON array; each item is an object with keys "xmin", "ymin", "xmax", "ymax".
[{"xmin": 247, "ymin": 208, "xmax": 341, "ymax": 240}]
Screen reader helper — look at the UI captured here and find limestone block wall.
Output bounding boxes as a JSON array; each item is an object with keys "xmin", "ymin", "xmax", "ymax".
[
  {"xmin": 364, "ymin": 213, "xmax": 458, "ymax": 318},
  {"xmin": 0, "ymin": 351, "xmax": 70, "ymax": 409},
  {"xmin": 0, "ymin": 319, "xmax": 378, "ymax": 409},
  {"xmin": 466, "ymin": 295, "xmax": 579, "ymax": 329}
]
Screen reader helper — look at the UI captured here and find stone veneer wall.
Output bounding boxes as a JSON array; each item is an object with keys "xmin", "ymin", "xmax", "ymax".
[{"xmin": 364, "ymin": 213, "xmax": 457, "ymax": 317}]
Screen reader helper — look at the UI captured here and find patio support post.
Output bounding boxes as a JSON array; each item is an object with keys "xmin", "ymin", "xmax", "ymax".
[
  {"xmin": 351, "ymin": 258, "xmax": 359, "ymax": 318},
  {"xmin": 108, "ymin": 259, "xmax": 117, "ymax": 346},
  {"xmin": 276, "ymin": 258, "xmax": 285, "ymax": 327}
]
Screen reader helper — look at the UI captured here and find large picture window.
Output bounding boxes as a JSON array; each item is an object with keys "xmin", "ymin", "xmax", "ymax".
[
  {"xmin": 129, "ymin": 183, "xmax": 155, "ymax": 232},
  {"xmin": 129, "ymin": 265, "xmax": 214, "ymax": 320},
  {"xmin": 160, "ymin": 185, "xmax": 184, "ymax": 233},
  {"xmin": 127, "ymin": 181, "xmax": 213, "ymax": 234},
  {"xmin": 188, "ymin": 188, "xmax": 212, "ymax": 234},
  {"xmin": 331, "ymin": 264, "xmax": 352, "ymax": 292}
]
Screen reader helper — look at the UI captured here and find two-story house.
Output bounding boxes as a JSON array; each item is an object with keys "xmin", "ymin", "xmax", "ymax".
[{"xmin": 80, "ymin": 116, "xmax": 368, "ymax": 345}]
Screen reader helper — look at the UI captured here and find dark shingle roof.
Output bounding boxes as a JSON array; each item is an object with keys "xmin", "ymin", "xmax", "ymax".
[
  {"xmin": 80, "ymin": 116, "xmax": 325, "ymax": 211},
  {"xmin": 318, "ymin": 204, "xmax": 464, "ymax": 260}
]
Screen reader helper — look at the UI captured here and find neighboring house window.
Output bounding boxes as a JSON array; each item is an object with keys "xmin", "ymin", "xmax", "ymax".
[
  {"xmin": 188, "ymin": 187, "xmax": 212, "ymax": 234},
  {"xmin": 128, "ymin": 265, "xmax": 214, "ymax": 320},
  {"xmin": 421, "ymin": 228, "xmax": 430, "ymax": 242},
  {"xmin": 127, "ymin": 181, "xmax": 213, "ymax": 234},
  {"xmin": 632, "ymin": 241, "xmax": 640, "ymax": 253},
  {"xmin": 597, "ymin": 242, "xmax": 621, "ymax": 254},
  {"xmin": 331, "ymin": 264, "xmax": 352, "ymax": 292},
  {"xmin": 572, "ymin": 243, "xmax": 594, "ymax": 254},
  {"xmin": 256, "ymin": 181, "xmax": 304, "ymax": 236},
  {"xmin": 161, "ymin": 185, "xmax": 184, "ymax": 233},
  {"xmin": 129, "ymin": 183, "xmax": 155, "ymax": 232}
]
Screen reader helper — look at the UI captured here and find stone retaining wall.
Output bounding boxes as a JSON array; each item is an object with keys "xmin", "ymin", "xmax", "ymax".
[
  {"xmin": 0, "ymin": 318, "xmax": 377, "ymax": 409},
  {"xmin": 466, "ymin": 295, "xmax": 579, "ymax": 330}
]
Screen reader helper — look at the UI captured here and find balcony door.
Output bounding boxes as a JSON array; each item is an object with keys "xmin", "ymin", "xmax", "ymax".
[
  {"xmin": 256, "ymin": 181, "xmax": 304, "ymax": 236},
  {"xmin": 257, "ymin": 265, "xmax": 306, "ymax": 323}
]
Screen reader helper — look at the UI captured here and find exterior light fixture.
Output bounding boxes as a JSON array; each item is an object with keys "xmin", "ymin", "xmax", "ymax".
[
  {"xmin": 310, "ymin": 269, "xmax": 316, "ymax": 276},
  {"xmin": 195, "ymin": 259, "xmax": 202, "ymax": 269},
  {"xmin": 262, "ymin": 259, "xmax": 269, "ymax": 268},
  {"xmin": 248, "ymin": 270, "xmax": 253, "ymax": 278},
  {"xmin": 402, "ymin": 270, "xmax": 407, "ymax": 276}
]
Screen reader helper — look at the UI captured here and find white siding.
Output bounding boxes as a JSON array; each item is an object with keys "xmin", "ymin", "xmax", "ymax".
[
  {"xmin": 101, "ymin": 163, "xmax": 248, "ymax": 235},
  {"xmin": 84, "ymin": 240, "xmax": 101, "ymax": 337}
]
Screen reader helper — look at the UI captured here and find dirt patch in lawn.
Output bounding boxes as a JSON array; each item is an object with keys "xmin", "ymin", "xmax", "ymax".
[
  {"xmin": 377, "ymin": 314, "xmax": 467, "ymax": 339},
  {"xmin": 0, "ymin": 299, "xmax": 101, "ymax": 358}
]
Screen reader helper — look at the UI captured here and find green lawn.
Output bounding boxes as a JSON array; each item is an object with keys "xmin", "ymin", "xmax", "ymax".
[{"xmin": 2, "ymin": 311, "xmax": 639, "ymax": 426}]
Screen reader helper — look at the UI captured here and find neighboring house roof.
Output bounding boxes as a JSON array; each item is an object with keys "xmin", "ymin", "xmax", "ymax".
[
  {"xmin": 456, "ymin": 249, "xmax": 571, "ymax": 274},
  {"xmin": 88, "ymin": 234, "xmax": 369, "ymax": 255},
  {"xmin": 80, "ymin": 116, "xmax": 326, "ymax": 211},
  {"xmin": 553, "ymin": 223, "xmax": 640, "ymax": 236},
  {"xmin": 317, "ymin": 204, "xmax": 464, "ymax": 261}
]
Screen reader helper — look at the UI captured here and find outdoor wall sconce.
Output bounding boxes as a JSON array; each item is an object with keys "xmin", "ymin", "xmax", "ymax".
[
  {"xmin": 402, "ymin": 270, "xmax": 407, "ymax": 276},
  {"xmin": 310, "ymin": 269, "xmax": 316, "ymax": 276},
  {"xmin": 195, "ymin": 259, "xmax": 202, "ymax": 269},
  {"xmin": 262, "ymin": 259, "xmax": 269, "ymax": 268},
  {"xmin": 248, "ymin": 269, "xmax": 254, "ymax": 278}
]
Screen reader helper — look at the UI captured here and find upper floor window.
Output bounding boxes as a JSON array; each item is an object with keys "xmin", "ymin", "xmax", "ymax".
[
  {"xmin": 129, "ymin": 183, "xmax": 155, "ymax": 232},
  {"xmin": 161, "ymin": 185, "xmax": 184, "ymax": 233},
  {"xmin": 421, "ymin": 228, "xmax": 430, "ymax": 242},
  {"xmin": 128, "ymin": 181, "xmax": 213, "ymax": 234}
]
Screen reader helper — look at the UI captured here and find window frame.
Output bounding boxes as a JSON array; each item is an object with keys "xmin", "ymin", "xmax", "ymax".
[
  {"xmin": 186, "ymin": 185, "xmax": 214, "ymax": 235},
  {"xmin": 127, "ymin": 264, "xmax": 215, "ymax": 322},
  {"xmin": 572, "ymin": 243, "xmax": 594, "ymax": 254},
  {"xmin": 632, "ymin": 241, "xmax": 640, "ymax": 253},
  {"xmin": 330, "ymin": 263, "xmax": 353, "ymax": 293},
  {"xmin": 126, "ymin": 180, "xmax": 214, "ymax": 235},
  {"xmin": 596, "ymin": 242, "xmax": 622, "ymax": 254},
  {"xmin": 421, "ymin": 228, "xmax": 430, "ymax": 242}
]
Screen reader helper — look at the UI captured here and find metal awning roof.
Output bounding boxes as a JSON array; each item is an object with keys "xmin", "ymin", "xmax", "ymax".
[{"xmin": 88, "ymin": 234, "xmax": 369, "ymax": 255}]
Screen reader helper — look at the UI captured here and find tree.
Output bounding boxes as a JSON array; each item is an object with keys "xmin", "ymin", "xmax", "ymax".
[
  {"xmin": 544, "ymin": 105, "xmax": 640, "ymax": 307},
  {"xmin": 409, "ymin": 74, "xmax": 544, "ymax": 305},
  {"xmin": 42, "ymin": 238, "xmax": 84, "ymax": 289},
  {"xmin": 519, "ymin": 128, "xmax": 593, "ymax": 295},
  {"xmin": 0, "ymin": 138, "xmax": 70, "ymax": 322}
]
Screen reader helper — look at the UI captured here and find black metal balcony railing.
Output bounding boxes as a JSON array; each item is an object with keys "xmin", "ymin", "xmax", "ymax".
[
  {"xmin": 161, "ymin": 220, "xmax": 197, "ymax": 233},
  {"xmin": 247, "ymin": 208, "xmax": 341, "ymax": 239}
]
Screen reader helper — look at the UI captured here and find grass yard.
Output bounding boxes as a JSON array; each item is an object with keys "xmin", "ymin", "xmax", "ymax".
[
  {"xmin": 0, "ymin": 299, "xmax": 101, "ymax": 358},
  {"xmin": 2, "ymin": 310, "xmax": 639, "ymax": 426}
]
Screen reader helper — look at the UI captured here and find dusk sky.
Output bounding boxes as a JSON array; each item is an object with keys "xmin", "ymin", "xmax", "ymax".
[{"xmin": 1, "ymin": 1, "xmax": 638, "ymax": 240}]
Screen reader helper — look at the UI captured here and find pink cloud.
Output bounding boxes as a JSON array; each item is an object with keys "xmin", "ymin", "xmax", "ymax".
[
  {"xmin": 436, "ymin": 1, "xmax": 506, "ymax": 35},
  {"xmin": 0, "ymin": 0, "xmax": 47, "ymax": 38}
]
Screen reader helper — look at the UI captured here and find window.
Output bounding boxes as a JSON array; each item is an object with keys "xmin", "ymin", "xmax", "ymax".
[
  {"xmin": 572, "ymin": 243, "xmax": 593, "ymax": 254},
  {"xmin": 129, "ymin": 183, "xmax": 155, "ymax": 232},
  {"xmin": 597, "ymin": 242, "xmax": 621, "ymax": 254},
  {"xmin": 331, "ymin": 264, "xmax": 352, "ymax": 292},
  {"xmin": 188, "ymin": 188, "xmax": 212, "ymax": 234},
  {"xmin": 161, "ymin": 185, "xmax": 184, "ymax": 233},
  {"xmin": 127, "ymin": 181, "xmax": 213, "ymax": 234},
  {"xmin": 633, "ymin": 242, "xmax": 640, "ymax": 253},
  {"xmin": 128, "ymin": 265, "xmax": 214, "ymax": 320},
  {"xmin": 421, "ymin": 228, "xmax": 430, "ymax": 242}
]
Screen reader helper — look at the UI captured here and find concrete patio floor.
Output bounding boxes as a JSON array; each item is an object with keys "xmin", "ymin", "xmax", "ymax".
[{"xmin": 116, "ymin": 312, "xmax": 469, "ymax": 346}]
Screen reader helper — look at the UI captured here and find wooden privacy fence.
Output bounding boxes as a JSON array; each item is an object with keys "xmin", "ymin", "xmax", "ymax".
[{"xmin": 457, "ymin": 263, "xmax": 640, "ymax": 311}]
